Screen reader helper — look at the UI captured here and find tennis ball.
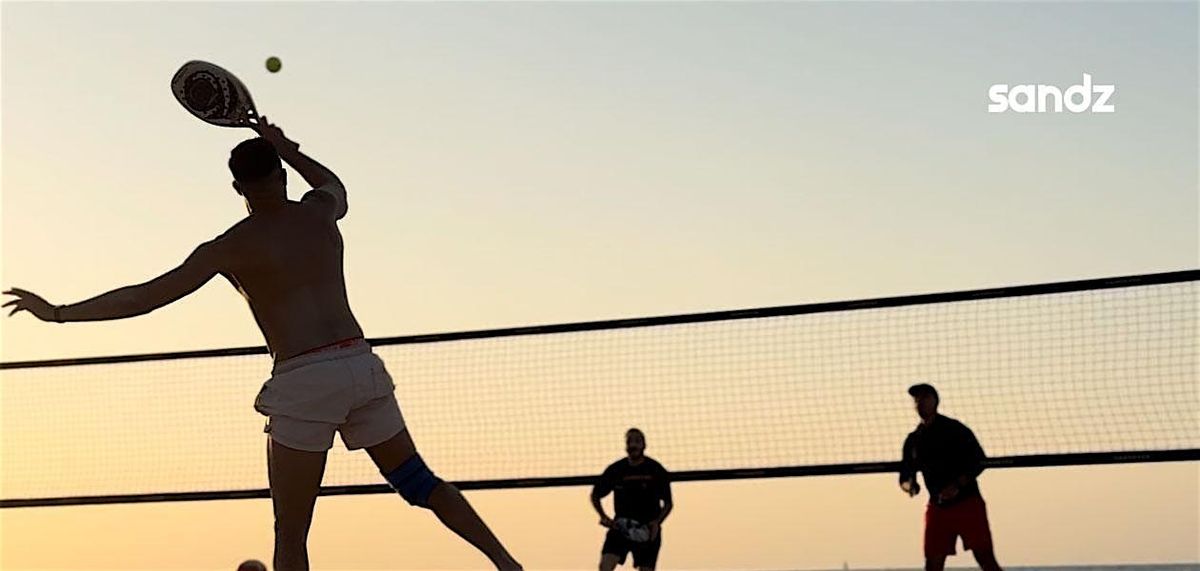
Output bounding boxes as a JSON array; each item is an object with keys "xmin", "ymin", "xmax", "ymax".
[{"xmin": 265, "ymin": 57, "xmax": 281, "ymax": 73}]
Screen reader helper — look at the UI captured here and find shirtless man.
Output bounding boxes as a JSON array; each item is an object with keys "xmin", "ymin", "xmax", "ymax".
[{"xmin": 3, "ymin": 119, "xmax": 522, "ymax": 571}]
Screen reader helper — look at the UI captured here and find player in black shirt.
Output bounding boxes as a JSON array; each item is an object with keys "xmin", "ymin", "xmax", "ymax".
[
  {"xmin": 591, "ymin": 428, "xmax": 673, "ymax": 571},
  {"xmin": 900, "ymin": 383, "xmax": 1003, "ymax": 571}
]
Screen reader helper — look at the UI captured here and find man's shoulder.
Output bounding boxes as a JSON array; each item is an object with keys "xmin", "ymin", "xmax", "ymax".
[
  {"xmin": 301, "ymin": 181, "xmax": 347, "ymax": 219},
  {"xmin": 934, "ymin": 415, "xmax": 978, "ymax": 438},
  {"xmin": 210, "ymin": 219, "xmax": 251, "ymax": 246},
  {"xmin": 217, "ymin": 216, "xmax": 255, "ymax": 238},
  {"xmin": 301, "ymin": 186, "xmax": 336, "ymax": 205},
  {"xmin": 197, "ymin": 219, "xmax": 255, "ymax": 266},
  {"xmin": 642, "ymin": 457, "xmax": 668, "ymax": 473},
  {"xmin": 938, "ymin": 414, "xmax": 969, "ymax": 430}
]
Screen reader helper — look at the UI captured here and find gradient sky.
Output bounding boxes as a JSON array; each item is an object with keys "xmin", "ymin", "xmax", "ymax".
[{"xmin": 1, "ymin": 1, "xmax": 1197, "ymax": 570}]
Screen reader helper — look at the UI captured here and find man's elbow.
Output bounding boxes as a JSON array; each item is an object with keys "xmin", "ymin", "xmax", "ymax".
[{"xmin": 328, "ymin": 179, "xmax": 348, "ymax": 219}]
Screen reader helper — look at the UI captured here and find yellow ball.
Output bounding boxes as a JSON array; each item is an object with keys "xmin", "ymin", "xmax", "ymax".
[{"xmin": 265, "ymin": 57, "xmax": 281, "ymax": 73}]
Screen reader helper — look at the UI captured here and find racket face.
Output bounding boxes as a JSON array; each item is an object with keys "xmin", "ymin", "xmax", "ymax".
[
  {"xmin": 614, "ymin": 518, "xmax": 650, "ymax": 542},
  {"xmin": 171, "ymin": 60, "xmax": 258, "ymax": 128}
]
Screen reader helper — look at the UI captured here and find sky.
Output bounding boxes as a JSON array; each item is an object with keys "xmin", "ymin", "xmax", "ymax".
[{"xmin": 1, "ymin": 1, "xmax": 1197, "ymax": 570}]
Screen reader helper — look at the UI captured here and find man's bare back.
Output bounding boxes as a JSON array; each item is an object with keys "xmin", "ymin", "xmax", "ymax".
[{"xmin": 215, "ymin": 190, "xmax": 363, "ymax": 361}]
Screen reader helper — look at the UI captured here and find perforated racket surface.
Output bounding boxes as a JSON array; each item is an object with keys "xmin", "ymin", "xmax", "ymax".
[
  {"xmin": 613, "ymin": 518, "xmax": 651, "ymax": 543},
  {"xmin": 171, "ymin": 60, "xmax": 259, "ymax": 129}
]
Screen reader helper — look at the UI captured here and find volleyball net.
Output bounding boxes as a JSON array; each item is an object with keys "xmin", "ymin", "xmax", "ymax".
[{"xmin": 2, "ymin": 270, "xmax": 1196, "ymax": 508}]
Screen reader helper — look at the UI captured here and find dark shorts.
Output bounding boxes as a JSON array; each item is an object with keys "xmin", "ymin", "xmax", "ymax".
[
  {"xmin": 924, "ymin": 495, "xmax": 994, "ymax": 559},
  {"xmin": 602, "ymin": 528, "xmax": 661, "ymax": 568}
]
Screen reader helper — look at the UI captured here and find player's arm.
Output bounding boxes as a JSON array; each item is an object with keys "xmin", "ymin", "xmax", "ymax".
[
  {"xmin": 899, "ymin": 433, "xmax": 920, "ymax": 495},
  {"xmin": 589, "ymin": 495, "xmax": 610, "ymax": 522},
  {"xmin": 953, "ymin": 425, "xmax": 987, "ymax": 486},
  {"xmin": 590, "ymin": 466, "xmax": 616, "ymax": 526},
  {"xmin": 937, "ymin": 425, "xmax": 985, "ymax": 502},
  {"xmin": 653, "ymin": 500, "xmax": 674, "ymax": 524},
  {"xmin": 645, "ymin": 467, "xmax": 672, "ymax": 541},
  {"xmin": 255, "ymin": 117, "xmax": 347, "ymax": 219},
  {"xmin": 651, "ymin": 467, "xmax": 674, "ymax": 525},
  {"xmin": 4, "ymin": 242, "xmax": 222, "ymax": 322}
]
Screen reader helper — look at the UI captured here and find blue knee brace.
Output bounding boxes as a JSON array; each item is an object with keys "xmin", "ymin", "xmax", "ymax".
[{"xmin": 383, "ymin": 454, "xmax": 441, "ymax": 508}]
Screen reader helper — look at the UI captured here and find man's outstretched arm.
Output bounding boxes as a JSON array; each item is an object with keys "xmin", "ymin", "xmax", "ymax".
[{"xmin": 3, "ymin": 242, "xmax": 223, "ymax": 322}]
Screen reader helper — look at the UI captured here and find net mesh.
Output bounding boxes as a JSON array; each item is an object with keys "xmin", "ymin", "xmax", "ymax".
[{"xmin": 2, "ymin": 278, "xmax": 1196, "ymax": 501}]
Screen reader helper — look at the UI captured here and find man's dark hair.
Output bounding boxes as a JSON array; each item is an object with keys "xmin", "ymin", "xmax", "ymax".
[
  {"xmin": 626, "ymin": 428, "xmax": 645, "ymax": 439},
  {"xmin": 229, "ymin": 138, "xmax": 282, "ymax": 183}
]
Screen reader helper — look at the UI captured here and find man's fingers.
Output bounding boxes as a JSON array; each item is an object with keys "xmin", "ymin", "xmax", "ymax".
[
  {"xmin": 8, "ymin": 306, "xmax": 23, "ymax": 317},
  {"xmin": 2, "ymin": 299, "xmax": 18, "ymax": 308},
  {"xmin": 5, "ymin": 287, "xmax": 31, "ymax": 297}
]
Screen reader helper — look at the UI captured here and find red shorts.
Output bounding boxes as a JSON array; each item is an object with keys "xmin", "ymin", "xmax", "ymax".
[{"xmin": 924, "ymin": 495, "xmax": 993, "ymax": 559}]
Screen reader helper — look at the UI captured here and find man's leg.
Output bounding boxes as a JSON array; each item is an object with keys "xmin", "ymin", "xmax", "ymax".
[
  {"xmin": 267, "ymin": 437, "xmax": 328, "ymax": 571},
  {"xmin": 599, "ymin": 528, "xmax": 629, "ymax": 571},
  {"xmin": 632, "ymin": 535, "xmax": 661, "ymax": 571},
  {"xmin": 599, "ymin": 554, "xmax": 621, "ymax": 571},
  {"xmin": 973, "ymin": 548, "xmax": 1002, "ymax": 571},
  {"xmin": 962, "ymin": 496, "xmax": 1000, "ymax": 571},
  {"xmin": 923, "ymin": 503, "xmax": 954, "ymax": 571},
  {"xmin": 367, "ymin": 429, "xmax": 522, "ymax": 571}
]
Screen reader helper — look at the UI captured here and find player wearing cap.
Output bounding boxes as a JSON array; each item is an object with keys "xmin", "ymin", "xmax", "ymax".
[{"xmin": 900, "ymin": 383, "xmax": 1002, "ymax": 571}]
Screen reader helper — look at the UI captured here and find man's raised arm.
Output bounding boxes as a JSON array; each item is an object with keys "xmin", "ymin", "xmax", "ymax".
[{"xmin": 256, "ymin": 117, "xmax": 347, "ymax": 219}]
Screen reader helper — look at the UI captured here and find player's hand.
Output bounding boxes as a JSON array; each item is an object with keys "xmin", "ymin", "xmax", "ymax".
[
  {"xmin": 3, "ymin": 288, "xmax": 55, "ymax": 321},
  {"xmin": 599, "ymin": 515, "xmax": 614, "ymax": 528},
  {"xmin": 900, "ymin": 479, "xmax": 920, "ymax": 497},
  {"xmin": 254, "ymin": 116, "xmax": 299, "ymax": 151},
  {"xmin": 938, "ymin": 484, "xmax": 959, "ymax": 502},
  {"xmin": 648, "ymin": 520, "xmax": 661, "ymax": 541}
]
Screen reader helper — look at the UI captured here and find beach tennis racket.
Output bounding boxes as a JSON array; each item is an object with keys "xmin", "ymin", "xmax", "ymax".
[
  {"xmin": 171, "ymin": 60, "xmax": 261, "ymax": 129},
  {"xmin": 613, "ymin": 518, "xmax": 651, "ymax": 543}
]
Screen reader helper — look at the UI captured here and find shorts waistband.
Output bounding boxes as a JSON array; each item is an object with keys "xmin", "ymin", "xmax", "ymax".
[{"xmin": 273, "ymin": 338, "xmax": 370, "ymax": 375}]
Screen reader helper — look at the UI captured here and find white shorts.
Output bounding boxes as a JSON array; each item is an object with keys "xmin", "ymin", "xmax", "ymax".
[{"xmin": 254, "ymin": 340, "xmax": 406, "ymax": 452}]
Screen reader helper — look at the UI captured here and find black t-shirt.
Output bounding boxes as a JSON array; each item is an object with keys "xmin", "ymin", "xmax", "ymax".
[
  {"xmin": 900, "ymin": 414, "xmax": 986, "ymax": 506},
  {"xmin": 592, "ymin": 457, "xmax": 672, "ymax": 523}
]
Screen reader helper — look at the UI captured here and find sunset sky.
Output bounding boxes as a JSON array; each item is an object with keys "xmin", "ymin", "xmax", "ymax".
[{"xmin": 2, "ymin": 1, "xmax": 1197, "ymax": 569}]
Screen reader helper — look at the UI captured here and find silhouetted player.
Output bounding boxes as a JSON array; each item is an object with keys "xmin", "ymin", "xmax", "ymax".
[
  {"xmin": 4, "ymin": 120, "xmax": 522, "ymax": 571},
  {"xmin": 900, "ymin": 383, "xmax": 1002, "ymax": 571},
  {"xmin": 591, "ymin": 428, "xmax": 673, "ymax": 571}
]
